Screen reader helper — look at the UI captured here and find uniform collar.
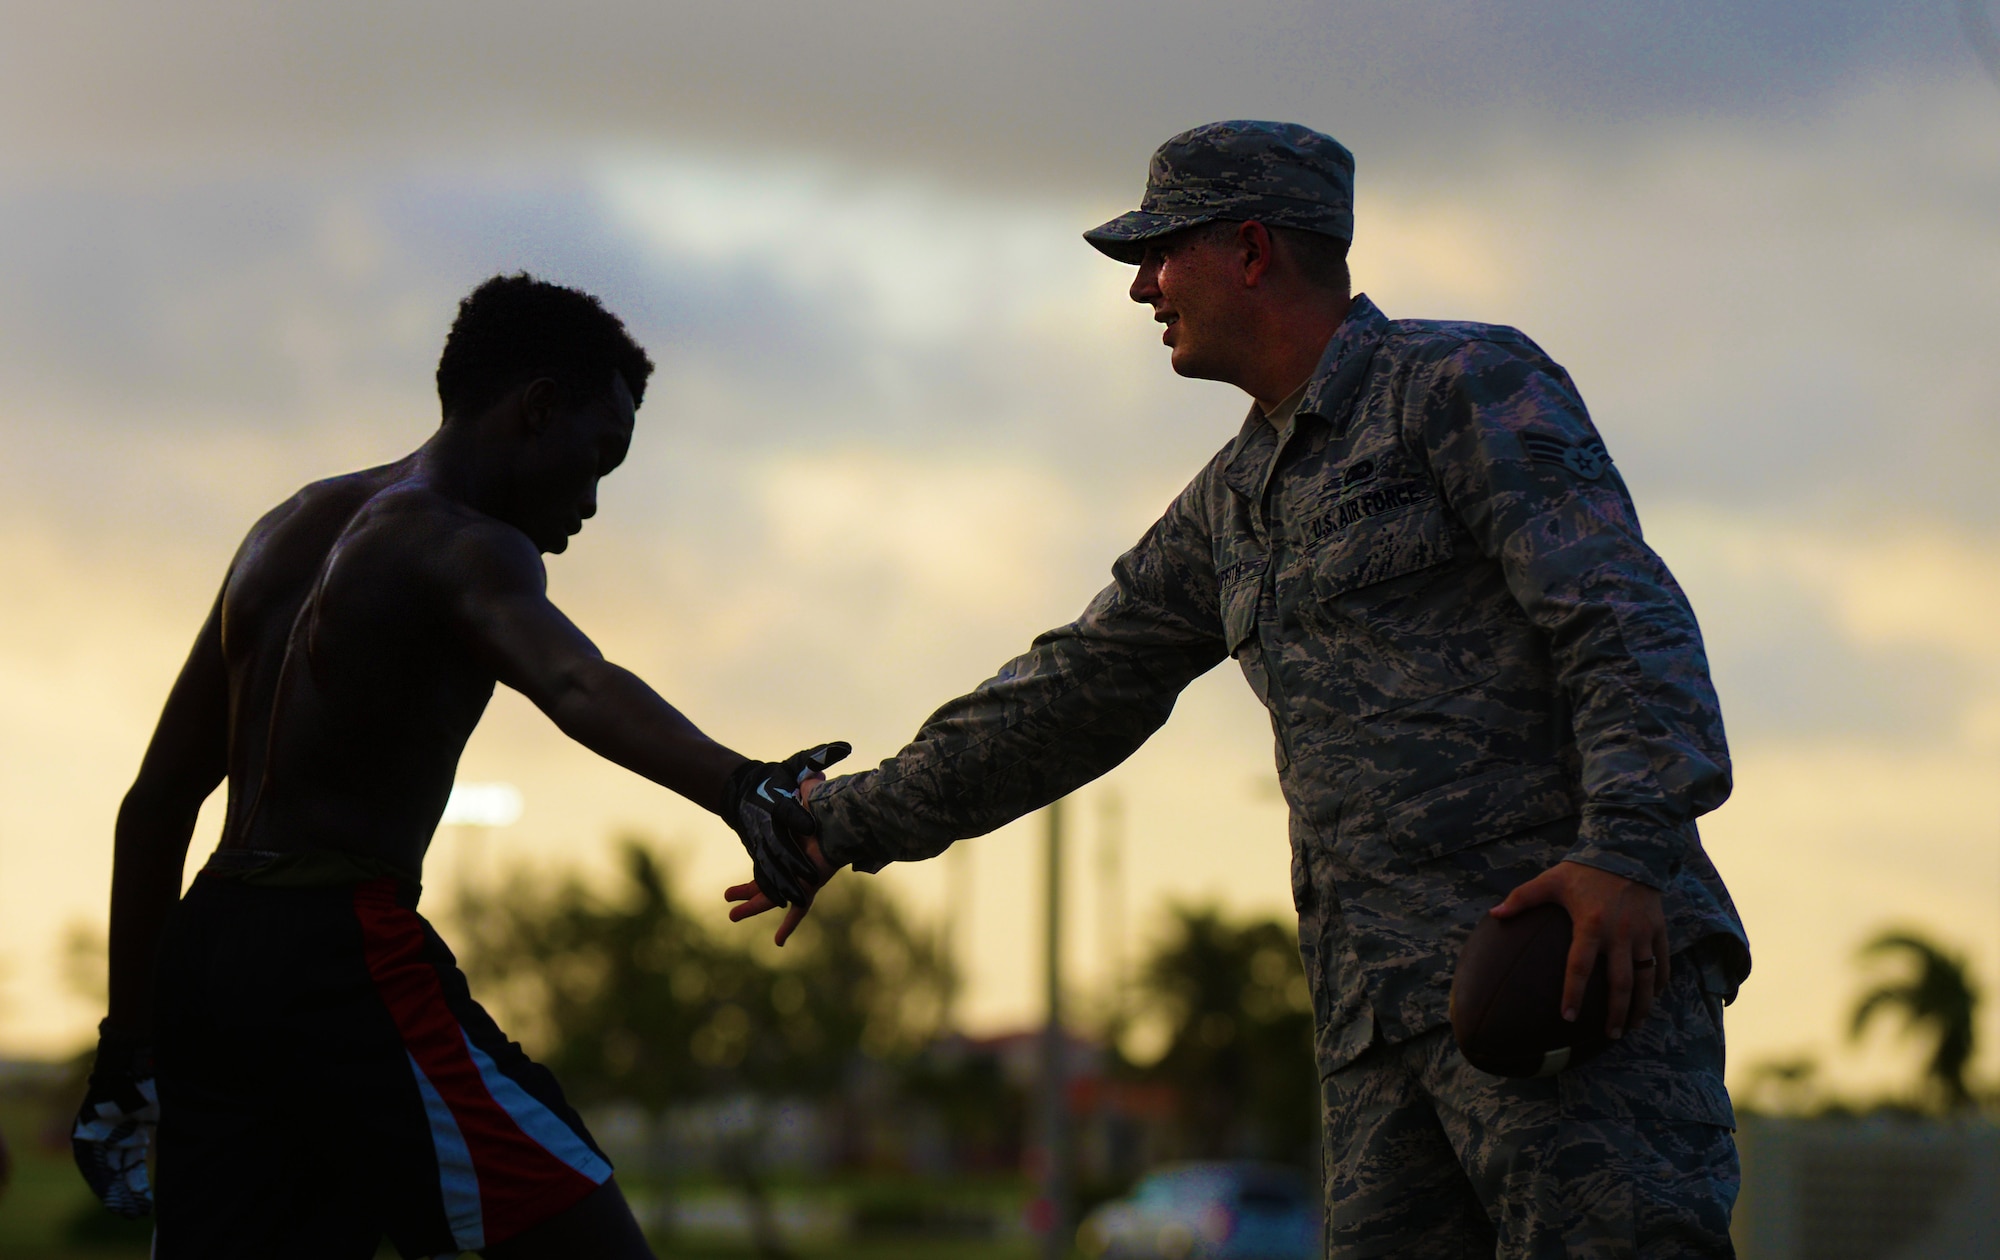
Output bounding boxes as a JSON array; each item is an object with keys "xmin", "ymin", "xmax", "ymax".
[
  {"xmin": 1219, "ymin": 293, "xmax": 1390, "ymax": 502},
  {"xmin": 1299, "ymin": 292, "xmax": 1388, "ymax": 429}
]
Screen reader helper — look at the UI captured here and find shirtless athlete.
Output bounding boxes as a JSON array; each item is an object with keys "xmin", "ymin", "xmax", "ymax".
[{"xmin": 72, "ymin": 275, "xmax": 841, "ymax": 1258}]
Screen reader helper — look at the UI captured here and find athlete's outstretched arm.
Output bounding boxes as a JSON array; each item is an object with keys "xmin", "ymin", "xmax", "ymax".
[
  {"xmin": 449, "ymin": 523, "xmax": 751, "ymax": 810},
  {"xmin": 106, "ymin": 587, "xmax": 229, "ymax": 1038}
]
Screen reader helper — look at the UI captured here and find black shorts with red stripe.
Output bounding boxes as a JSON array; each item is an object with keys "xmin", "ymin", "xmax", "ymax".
[{"xmin": 154, "ymin": 872, "xmax": 613, "ymax": 1258}]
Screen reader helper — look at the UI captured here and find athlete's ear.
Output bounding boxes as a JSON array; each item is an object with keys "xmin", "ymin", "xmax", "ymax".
[{"xmin": 518, "ymin": 377, "xmax": 561, "ymax": 436}]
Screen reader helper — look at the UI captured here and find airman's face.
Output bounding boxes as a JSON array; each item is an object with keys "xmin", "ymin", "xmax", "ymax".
[{"xmin": 1128, "ymin": 226, "xmax": 1245, "ymax": 382}]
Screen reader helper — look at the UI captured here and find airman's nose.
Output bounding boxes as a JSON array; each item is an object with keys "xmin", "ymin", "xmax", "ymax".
[{"xmin": 1129, "ymin": 256, "xmax": 1163, "ymax": 304}]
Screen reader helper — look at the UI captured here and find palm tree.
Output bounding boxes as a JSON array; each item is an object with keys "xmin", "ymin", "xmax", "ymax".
[{"xmin": 1850, "ymin": 930, "xmax": 1980, "ymax": 1112}]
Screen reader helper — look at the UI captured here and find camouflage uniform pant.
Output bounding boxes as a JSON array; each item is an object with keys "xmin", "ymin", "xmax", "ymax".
[{"xmin": 1320, "ymin": 954, "xmax": 1738, "ymax": 1258}]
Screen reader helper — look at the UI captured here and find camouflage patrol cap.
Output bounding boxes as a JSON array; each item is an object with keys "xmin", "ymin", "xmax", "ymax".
[{"xmin": 1084, "ymin": 120, "xmax": 1355, "ymax": 264}]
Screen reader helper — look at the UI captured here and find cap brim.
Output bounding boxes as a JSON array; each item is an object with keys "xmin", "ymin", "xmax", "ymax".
[{"xmin": 1082, "ymin": 209, "xmax": 1217, "ymax": 264}]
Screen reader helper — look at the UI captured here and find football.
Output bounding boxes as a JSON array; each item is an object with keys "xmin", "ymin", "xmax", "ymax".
[{"xmin": 1449, "ymin": 902, "xmax": 1612, "ymax": 1078}]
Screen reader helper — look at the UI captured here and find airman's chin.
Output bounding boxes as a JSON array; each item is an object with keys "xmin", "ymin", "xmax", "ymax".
[
  {"xmin": 1168, "ymin": 348, "xmax": 1218, "ymax": 382},
  {"xmin": 543, "ymin": 535, "xmax": 571, "ymax": 555}
]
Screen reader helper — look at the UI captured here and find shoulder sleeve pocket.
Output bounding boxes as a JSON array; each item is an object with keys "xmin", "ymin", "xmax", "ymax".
[{"xmin": 1307, "ymin": 495, "xmax": 1493, "ymax": 717}]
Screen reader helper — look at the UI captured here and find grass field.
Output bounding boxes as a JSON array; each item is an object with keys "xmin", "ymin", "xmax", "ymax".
[
  {"xmin": 1, "ymin": 1091, "xmax": 150, "ymax": 1259},
  {"xmin": 2, "ymin": 1095, "xmax": 1048, "ymax": 1259}
]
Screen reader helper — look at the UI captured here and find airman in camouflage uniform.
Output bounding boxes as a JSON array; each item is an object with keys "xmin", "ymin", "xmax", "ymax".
[{"xmin": 752, "ymin": 121, "xmax": 1750, "ymax": 1257}]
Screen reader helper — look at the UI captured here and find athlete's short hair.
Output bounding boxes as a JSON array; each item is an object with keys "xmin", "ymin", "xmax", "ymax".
[{"xmin": 435, "ymin": 274, "xmax": 655, "ymax": 423}]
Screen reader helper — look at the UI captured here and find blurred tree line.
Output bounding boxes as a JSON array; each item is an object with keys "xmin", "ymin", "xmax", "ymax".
[
  {"xmin": 1737, "ymin": 925, "xmax": 1989, "ymax": 1118},
  {"xmin": 1128, "ymin": 907, "xmax": 1319, "ymax": 1164},
  {"xmin": 451, "ymin": 839, "xmax": 956, "ymax": 1110},
  {"xmin": 449, "ymin": 837, "xmax": 1322, "ymax": 1174}
]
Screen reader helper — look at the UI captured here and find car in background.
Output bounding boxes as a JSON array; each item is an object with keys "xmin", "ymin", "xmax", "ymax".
[{"xmin": 1076, "ymin": 1161, "xmax": 1320, "ymax": 1259}]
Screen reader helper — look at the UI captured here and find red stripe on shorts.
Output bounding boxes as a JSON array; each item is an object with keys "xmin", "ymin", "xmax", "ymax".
[{"xmin": 352, "ymin": 878, "xmax": 597, "ymax": 1243}]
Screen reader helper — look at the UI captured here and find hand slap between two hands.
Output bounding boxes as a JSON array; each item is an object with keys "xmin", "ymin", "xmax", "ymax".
[
  {"xmin": 719, "ymin": 743, "xmax": 848, "ymax": 944},
  {"xmin": 1490, "ymin": 859, "xmax": 1671, "ymax": 1041},
  {"xmin": 725, "ymin": 824, "xmax": 831, "ymax": 946},
  {"xmin": 71, "ymin": 1024, "xmax": 159, "ymax": 1219}
]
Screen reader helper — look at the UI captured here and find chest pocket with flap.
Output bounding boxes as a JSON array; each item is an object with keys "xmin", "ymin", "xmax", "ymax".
[
  {"xmin": 1309, "ymin": 481, "xmax": 1455, "ymax": 596},
  {"xmin": 1306, "ymin": 494, "xmax": 1497, "ymax": 716}
]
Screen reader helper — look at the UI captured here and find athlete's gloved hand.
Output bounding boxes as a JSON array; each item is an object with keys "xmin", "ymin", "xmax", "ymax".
[
  {"xmin": 718, "ymin": 742, "xmax": 850, "ymax": 908},
  {"xmin": 72, "ymin": 1022, "xmax": 159, "ymax": 1219}
]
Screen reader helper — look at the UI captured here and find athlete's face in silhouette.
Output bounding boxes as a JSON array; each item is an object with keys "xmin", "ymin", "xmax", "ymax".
[{"xmin": 508, "ymin": 371, "xmax": 636, "ymax": 554}]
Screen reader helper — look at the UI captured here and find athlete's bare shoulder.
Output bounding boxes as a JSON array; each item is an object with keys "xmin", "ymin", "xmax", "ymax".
[
  {"xmin": 331, "ymin": 478, "xmax": 546, "ymax": 593},
  {"xmin": 219, "ymin": 462, "xmax": 413, "ymax": 647},
  {"xmin": 239, "ymin": 465, "xmax": 407, "ymax": 559}
]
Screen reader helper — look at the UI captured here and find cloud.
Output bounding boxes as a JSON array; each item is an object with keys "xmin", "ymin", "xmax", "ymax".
[
  {"xmin": 10, "ymin": 73, "xmax": 1995, "ymax": 523},
  {"xmin": 1654, "ymin": 507, "xmax": 2000, "ymax": 743},
  {"xmin": 0, "ymin": 61, "xmax": 1996, "ymax": 1079},
  {"xmin": 761, "ymin": 452, "xmax": 1086, "ymax": 615},
  {"xmin": 1348, "ymin": 77, "xmax": 2000, "ymax": 529},
  {"xmin": 1, "ymin": 1, "xmax": 1978, "ymax": 189}
]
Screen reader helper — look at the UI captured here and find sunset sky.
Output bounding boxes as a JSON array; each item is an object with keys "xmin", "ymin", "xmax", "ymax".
[{"xmin": 2, "ymin": 1, "xmax": 1996, "ymax": 1099}]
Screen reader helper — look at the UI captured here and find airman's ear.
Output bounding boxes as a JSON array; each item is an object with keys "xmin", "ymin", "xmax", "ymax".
[
  {"xmin": 519, "ymin": 377, "xmax": 561, "ymax": 435},
  {"xmin": 1238, "ymin": 220, "xmax": 1276, "ymax": 288}
]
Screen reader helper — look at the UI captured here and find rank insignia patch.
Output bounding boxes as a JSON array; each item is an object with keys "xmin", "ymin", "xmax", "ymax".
[{"xmin": 1521, "ymin": 433, "xmax": 1611, "ymax": 480}]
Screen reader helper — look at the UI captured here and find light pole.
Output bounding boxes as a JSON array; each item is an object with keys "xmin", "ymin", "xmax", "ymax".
[
  {"xmin": 1097, "ymin": 789, "xmax": 1125, "ymax": 1040},
  {"xmin": 1039, "ymin": 797, "xmax": 1072, "ymax": 1260},
  {"xmin": 944, "ymin": 840, "xmax": 972, "ymax": 1031}
]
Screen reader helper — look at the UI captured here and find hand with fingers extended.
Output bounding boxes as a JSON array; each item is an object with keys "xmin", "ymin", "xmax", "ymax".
[
  {"xmin": 725, "ymin": 823, "xmax": 833, "ymax": 946},
  {"xmin": 1490, "ymin": 859, "xmax": 1669, "ymax": 1041},
  {"xmin": 717, "ymin": 742, "xmax": 848, "ymax": 937}
]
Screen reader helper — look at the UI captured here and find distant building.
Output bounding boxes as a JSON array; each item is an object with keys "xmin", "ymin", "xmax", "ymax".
[{"xmin": 926, "ymin": 1028, "xmax": 1178, "ymax": 1182}]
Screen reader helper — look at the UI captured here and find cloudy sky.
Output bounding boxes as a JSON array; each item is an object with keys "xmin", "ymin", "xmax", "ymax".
[{"xmin": 2, "ymin": 1, "xmax": 1996, "ymax": 1097}]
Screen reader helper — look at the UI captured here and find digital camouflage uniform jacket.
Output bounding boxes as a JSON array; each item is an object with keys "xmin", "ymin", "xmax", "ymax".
[{"xmin": 813, "ymin": 294, "xmax": 1750, "ymax": 1077}]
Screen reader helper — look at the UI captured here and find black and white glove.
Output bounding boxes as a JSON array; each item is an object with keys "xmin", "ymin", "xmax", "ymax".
[
  {"xmin": 72, "ymin": 1022, "xmax": 158, "ymax": 1219},
  {"xmin": 719, "ymin": 742, "xmax": 850, "ymax": 908}
]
